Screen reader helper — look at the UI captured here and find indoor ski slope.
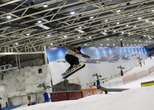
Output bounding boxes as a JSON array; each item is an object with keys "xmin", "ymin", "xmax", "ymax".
[{"xmin": 14, "ymin": 86, "xmax": 154, "ymax": 110}]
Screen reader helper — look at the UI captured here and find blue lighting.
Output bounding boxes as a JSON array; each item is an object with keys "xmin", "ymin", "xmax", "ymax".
[{"xmin": 46, "ymin": 47, "xmax": 148, "ymax": 62}]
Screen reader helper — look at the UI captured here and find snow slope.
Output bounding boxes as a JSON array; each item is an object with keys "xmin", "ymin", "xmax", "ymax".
[{"xmin": 14, "ymin": 86, "xmax": 154, "ymax": 110}]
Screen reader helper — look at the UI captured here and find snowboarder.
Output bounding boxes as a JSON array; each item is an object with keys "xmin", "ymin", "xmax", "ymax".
[{"xmin": 62, "ymin": 47, "xmax": 90, "ymax": 79}]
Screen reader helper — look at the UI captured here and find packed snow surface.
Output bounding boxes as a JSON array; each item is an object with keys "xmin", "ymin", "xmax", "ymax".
[{"xmin": 14, "ymin": 86, "xmax": 154, "ymax": 110}]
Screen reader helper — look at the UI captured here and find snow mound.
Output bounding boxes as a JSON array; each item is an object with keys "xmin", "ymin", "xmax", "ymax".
[{"xmin": 14, "ymin": 86, "xmax": 154, "ymax": 110}]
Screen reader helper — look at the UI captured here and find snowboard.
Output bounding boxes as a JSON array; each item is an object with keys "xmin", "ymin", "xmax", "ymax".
[{"xmin": 62, "ymin": 64, "xmax": 85, "ymax": 79}]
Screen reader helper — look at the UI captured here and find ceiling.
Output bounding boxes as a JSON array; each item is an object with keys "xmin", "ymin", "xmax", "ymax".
[{"xmin": 0, "ymin": 0, "xmax": 154, "ymax": 53}]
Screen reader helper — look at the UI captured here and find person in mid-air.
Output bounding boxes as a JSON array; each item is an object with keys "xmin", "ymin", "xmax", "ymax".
[{"xmin": 64, "ymin": 47, "xmax": 90, "ymax": 73}]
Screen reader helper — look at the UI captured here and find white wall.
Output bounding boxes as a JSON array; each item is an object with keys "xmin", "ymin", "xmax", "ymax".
[{"xmin": 0, "ymin": 65, "xmax": 51, "ymax": 107}]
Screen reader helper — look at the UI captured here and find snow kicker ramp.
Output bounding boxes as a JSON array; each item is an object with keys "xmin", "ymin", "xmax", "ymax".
[{"xmin": 14, "ymin": 86, "xmax": 154, "ymax": 110}]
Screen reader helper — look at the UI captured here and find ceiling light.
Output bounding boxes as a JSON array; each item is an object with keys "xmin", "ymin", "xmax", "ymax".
[
  {"xmin": 43, "ymin": 4, "xmax": 48, "ymax": 8},
  {"xmin": 133, "ymin": 25, "xmax": 137, "ymax": 28},
  {"xmin": 116, "ymin": 10, "xmax": 121, "ymax": 13},
  {"xmin": 117, "ymin": 22, "xmax": 120, "ymax": 25},
  {"xmin": 152, "ymin": 9, "xmax": 154, "ymax": 12},
  {"xmin": 120, "ymin": 38, "xmax": 123, "ymax": 41},
  {"xmin": 126, "ymin": 24, "xmax": 129, "ymax": 27},
  {"xmin": 50, "ymin": 43, "xmax": 53, "ymax": 46},
  {"xmin": 70, "ymin": 11, "xmax": 75, "ymax": 15},
  {"xmin": 137, "ymin": 17, "xmax": 142, "ymax": 20},
  {"xmin": 105, "ymin": 19, "xmax": 108, "ymax": 23},
  {"xmin": 106, "ymin": 38, "xmax": 109, "ymax": 41},
  {"xmin": 113, "ymin": 30, "xmax": 116, "ymax": 33},
  {"xmin": 89, "ymin": 36, "xmax": 92, "ymax": 39},
  {"xmin": 64, "ymin": 35, "xmax": 68, "ymax": 38},
  {"xmin": 6, "ymin": 15, "xmax": 12, "ymax": 19},
  {"xmin": 90, "ymin": 16, "xmax": 94, "ymax": 19},
  {"xmin": 84, "ymin": 43, "xmax": 87, "ymax": 46},
  {"xmin": 26, "ymin": 33, "xmax": 30, "ymax": 36},
  {"xmin": 15, "ymin": 42, "xmax": 19, "ymax": 46},
  {"xmin": 77, "ymin": 36, "xmax": 81, "ymax": 39},
  {"xmin": 76, "ymin": 28, "xmax": 84, "ymax": 33},
  {"xmin": 121, "ymin": 31, "xmax": 124, "ymax": 35},
  {"xmin": 79, "ymin": 26, "xmax": 82, "ymax": 29},
  {"xmin": 36, "ymin": 23, "xmax": 50, "ymax": 30},
  {"xmin": 143, "ymin": 35, "xmax": 146, "ymax": 37},
  {"xmin": 37, "ymin": 20, "xmax": 42, "ymax": 24},
  {"xmin": 152, "ymin": 22, "xmax": 154, "ymax": 25},
  {"xmin": 47, "ymin": 34, "xmax": 51, "ymax": 37},
  {"xmin": 104, "ymin": 30, "xmax": 107, "ymax": 32},
  {"xmin": 101, "ymin": 32, "xmax": 107, "ymax": 35}
]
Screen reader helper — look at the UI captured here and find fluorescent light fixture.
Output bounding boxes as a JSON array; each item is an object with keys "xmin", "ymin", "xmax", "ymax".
[
  {"xmin": 89, "ymin": 36, "xmax": 92, "ymax": 39},
  {"xmin": 77, "ymin": 29, "xmax": 84, "ymax": 33},
  {"xmin": 113, "ymin": 30, "xmax": 116, "ymax": 33},
  {"xmin": 79, "ymin": 26, "xmax": 82, "ymax": 29},
  {"xmin": 15, "ymin": 42, "xmax": 19, "ymax": 46},
  {"xmin": 47, "ymin": 34, "xmax": 51, "ymax": 37},
  {"xmin": 36, "ymin": 24, "xmax": 50, "ymax": 30},
  {"xmin": 77, "ymin": 36, "xmax": 81, "ymax": 39},
  {"xmin": 121, "ymin": 31, "xmax": 124, "ymax": 35},
  {"xmin": 133, "ymin": 25, "xmax": 137, "ymax": 28},
  {"xmin": 104, "ymin": 30, "xmax": 107, "ymax": 32},
  {"xmin": 50, "ymin": 43, "xmax": 53, "ymax": 45},
  {"xmin": 137, "ymin": 17, "xmax": 142, "ymax": 20},
  {"xmin": 70, "ymin": 11, "xmax": 75, "ymax": 15},
  {"xmin": 90, "ymin": 16, "xmax": 94, "ymax": 19},
  {"xmin": 43, "ymin": 4, "xmax": 48, "ymax": 8},
  {"xmin": 26, "ymin": 33, "xmax": 30, "ymax": 36},
  {"xmin": 6, "ymin": 15, "xmax": 12, "ymax": 19},
  {"xmin": 37, "ymin": 20, "xmax": 42, "ymax": 24},
  {"xmin": 116, "ymin": 10, "xmax": 121, "ymax": 13},
  {"xmin": 64, "ymin": 35, "xmax": 68, "ymax": 38},
  {"xmin": 84, "ymin": 43, "xmax": 87, "ymax": 46},
  {"xmin": 101, "ymin": 32, "xmax": 107, "ymax": 35},
  {"xmin": 117, "ymin": 22, "xmax": 120, "ymax": 25},
  {"xmin": 105, "ymin": 19, "xmax": 108, "ymax": 22}
]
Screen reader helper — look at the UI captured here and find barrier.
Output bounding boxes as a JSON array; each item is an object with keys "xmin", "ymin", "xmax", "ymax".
[
  {"xmin": 81, "ymin": 88, "xmax": 97, "ymax": 97},
  {"xmin": 50, "ymin": 91, "xmax": 82, "ymax": 102}
]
